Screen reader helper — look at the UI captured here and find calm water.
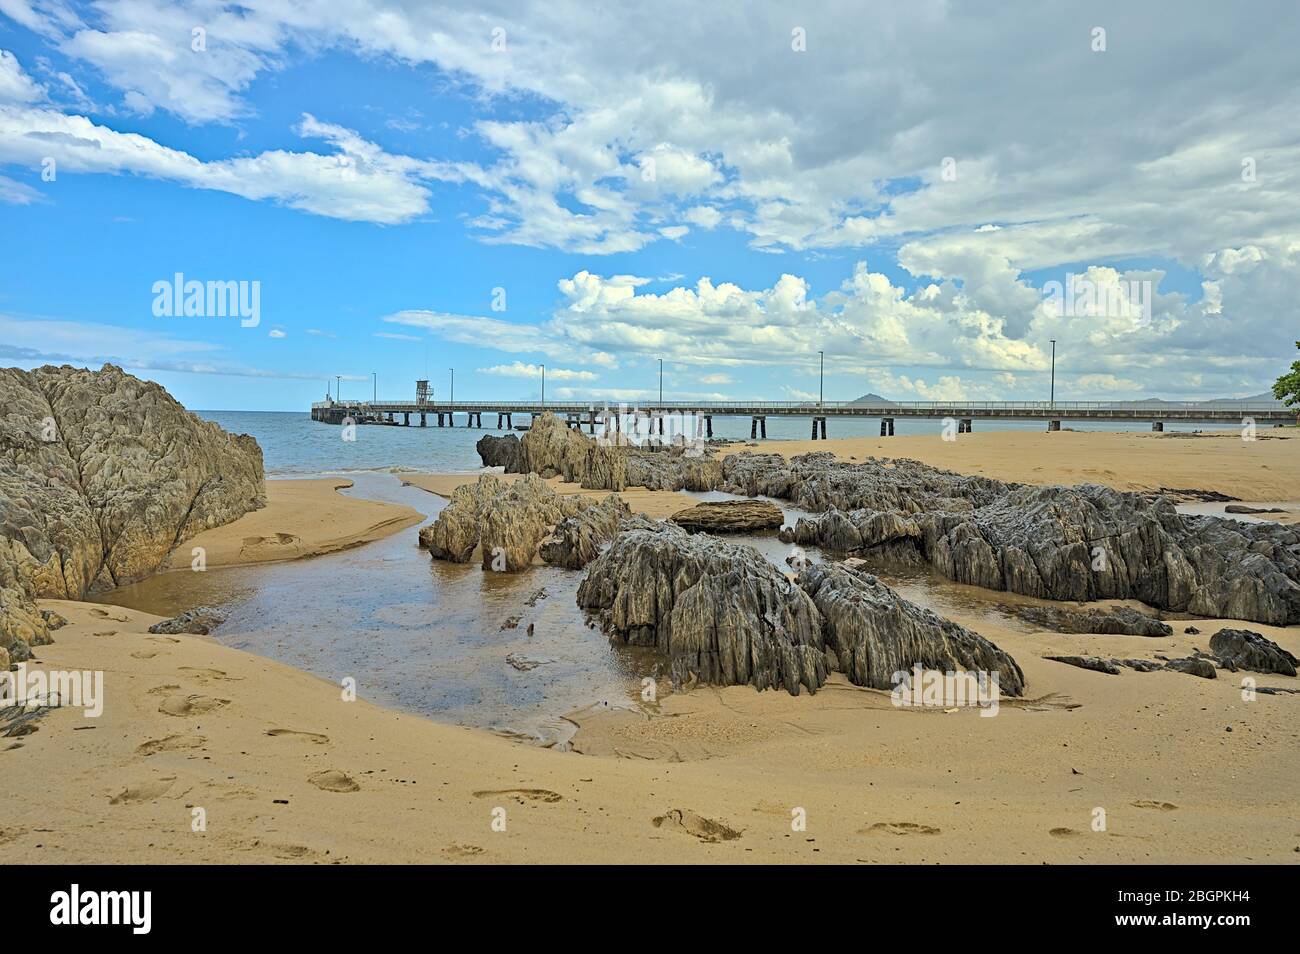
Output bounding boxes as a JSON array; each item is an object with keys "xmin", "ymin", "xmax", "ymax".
[
  {"xmin": 96, "ymin": 411, "xmax": 1262, "ymax": 741},
  {"xmin": 195, "ymin": 410, "xmax": 1237, "ymax": 477}
]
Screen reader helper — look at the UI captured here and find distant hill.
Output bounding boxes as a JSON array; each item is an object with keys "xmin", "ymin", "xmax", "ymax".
[
  {"xmin": 1129, "ymin": 391, "xmax": 1283, "ymax": 406},
  {"xmin": 850, "ymin": 392, "xmax": 896, "ymax": 405}
]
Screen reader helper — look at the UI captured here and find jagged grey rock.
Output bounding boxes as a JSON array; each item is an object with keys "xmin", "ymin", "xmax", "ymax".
[
  {"xmin": 0, "ymin": 364, "xmax": 264, "ymax": 660},
  {"xmin": 576, "ymin": 522, "xmax": 827, "ymax": 695},
  {"xmin": 538, "ymin": 494, "xmax": 630, "ymax": 569},
  {"xmin": 1019, "ymin": 604, "xmax": 1172, "ymax": 637},
  {"xmin": 420, "ymin": 473, "xmax": 628, "ymax": 571},
  {"xmin": 1208, "ymin": 628, "xmax": 1298, "ymax": 676},
  {"xmin": 475, "ymin": 434, "xmax": 523, "ymax": 472},
  {"xmin": 1163, "ymin": 657, "xmax": 1218, "ymax": 679},
  {"xmin": 148, "ymin": 608, "xmax": 226, "ymax": 635},
  {"xmin": 1043, "ymin": 655, "xmax": 1122, "ymax": 675},
  {"xmin": 798, "ymin": 562, "xmax": 1024, "ymax": 695},
  {"xmin": 741, "ymin": 452, "xmax": 1300, "ymax": 626},
  {"xmin": 671, "ymin": 499, "xmax": 784, "ymax": 534}
]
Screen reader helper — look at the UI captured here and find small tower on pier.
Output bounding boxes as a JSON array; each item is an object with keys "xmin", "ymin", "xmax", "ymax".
[{"xmin": 416, "ymin": 380, "xmax": 430, "ymax": 405}]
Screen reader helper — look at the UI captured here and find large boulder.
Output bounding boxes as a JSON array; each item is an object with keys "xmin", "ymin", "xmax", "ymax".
[
  {"xmin": 475, "ymin": 434, "xmax": 523, "ymax": 472},
  {"xmin": 0, "ymin": 364, "xmax": 264, "ymax": 660},
  {"xmin": 577, "ymin": 522, "xmax": 827, "ymax": 695},
  {"xmin": 671, "ymin": 499, "xmax": 784, "ymax": 534},
  {"xmin": 798, "ymin": 562, "xmax": 1024, "ymax": 695},
  {"xmin": 419, "ymin": 474, "xmax": 628, "ymax": 571},
  {"xmin": 753, "ymin": 453, "xmax": 1300, "ymax": 626},
  {"xmin": 1209, "ymin": 628, "xmax": 1298, "ymax": 676}
]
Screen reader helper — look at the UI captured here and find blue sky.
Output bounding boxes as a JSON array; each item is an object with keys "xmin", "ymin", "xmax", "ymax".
[{"xmin": 2, "ymin": 2, "xmax": 1296, "ymax": 410}]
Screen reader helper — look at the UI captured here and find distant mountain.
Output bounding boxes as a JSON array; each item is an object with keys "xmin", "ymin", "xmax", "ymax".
[
  {"xmin": 1129, "ymin": 391, "xmax": 1282, "ymax": 406},
  {"xmin": 850, "ymin": 392, "xmax": 896, "ymax": 405}
]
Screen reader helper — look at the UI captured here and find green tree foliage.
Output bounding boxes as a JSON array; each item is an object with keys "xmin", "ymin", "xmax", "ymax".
[{"xmin": 1274, "ymin": 340, "xmax": 1300, "ymax": 409}]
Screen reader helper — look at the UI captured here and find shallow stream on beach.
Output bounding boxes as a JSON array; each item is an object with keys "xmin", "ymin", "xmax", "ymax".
[{"xmin": 94, "ymin": 472, "xmax": 1257, "ymax": 744}]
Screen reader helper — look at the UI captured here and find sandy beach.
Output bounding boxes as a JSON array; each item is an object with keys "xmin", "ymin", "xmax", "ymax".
[
  {"xmin": 4, "ymin": 430, "xmax": 1297, "ymax": 864},
  {"xmin": 719, "ymin": 428, "xmax": 1300, "ymax": 502},
  {"xmin": 174, "ymin": 478, "xmax": 424, "ymax": 569}
]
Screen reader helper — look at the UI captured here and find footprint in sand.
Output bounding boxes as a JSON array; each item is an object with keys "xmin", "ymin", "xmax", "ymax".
[
  {"xmin": 109, "ymin": 777, "xmax": 176, "ymax": 804},
  {"xmin": 266, "ymin": 728, "xmax": 329, "ymax": 745},
  {"xmin": 130, "ymin": 650, "xmax": 162, "ymax": 660},
  {"xmin": 861, "ymin": 822, "xmax": 941, "ymax": 836},
  {"xmin": 241, "ymin": 532, "xmax": 302, "ymax": 551},
  {"xmin": 0, "ymin": 826, "xmax": 27, "ymax": 845},
  {"xmin": 1132, "ymin": 800, "xmax": 1178, "ymax": 811},
  {"xmin": 1050, "ymin": 827, "xmax": 1081, "ymax": 838},
  {"xmin": 652, "ymin": 809, "xmax": 742, "ymax": 843},
  {"xmin": 158, "ymin": 694, "xmax": 228, "ymax": 717},
  {"xmin": 472, "ymin": 788, "xmax": 562, "ymax": 804},
  {"xmin": 178, "ymin": 667, "xmax": 238, "ymax": 683},
  {"xmin": 442, "ymin": 843, "xmax": 486, "ymax": 858},
  {"xmin": 308, "ymin": 770, "xmax": 360, "ymax": 793},
  {"xmin": 146, "ymin": 636, "xmax": 180, "ymax": 644},
  {"xmin": 148, "ymin": 684, "xmax": 181, "ymax": 695},
  {"xmin": 92, "ymin": 630, "xmax": 118, "ymax": 637},
  {"xmin": 136, "ymin": 734, "xmax": 206, "ymax": 757},
  {"xmin": 89, "ymin": 608, "xmax": 130, "ymax": 622}
]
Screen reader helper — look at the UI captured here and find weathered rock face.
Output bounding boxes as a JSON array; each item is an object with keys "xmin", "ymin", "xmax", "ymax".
[
  {"xmin": 798, "ymin": 562, "xmax": 1025, "ymax": 695},
  {"xmin": 577, "ymin": 522, "xmax": 827, "ymax": 695},
  {"xmin": 419, "ymin": 474, "xmax": 628, "ymax": 571},
  {"xmin": 1019, "ymin": 604, "xmax": 1172, "ymax": 637},
  {"xmin": 475, "ymin": 434, "xmax": 523, "ymax": 473},
  {"xmin": 671, "ymin": 499, "xmax": 785, "ymax": 534},
  {"xmin": 1209, "ymin": 629, "xmax": 1298, "ymax": 676},
  {"xmin": 747, "ymin": 452, "xmax": 1300, "ymax": 626},
  {"xmin": 538, "ymin": 495, "xmax": 630, "ymax": 569},
  {"xmin": 577, "ymin": 523, "xmax": 1025, "ymax": 698},
  {"xmin": 0, "ymin": 364, "xmax": 264, "ymax": 659},
  {"xmin": 626, "ymin": 451, "xmax": 722, "ymax": 491}
]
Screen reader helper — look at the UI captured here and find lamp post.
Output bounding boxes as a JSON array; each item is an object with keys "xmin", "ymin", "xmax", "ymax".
[
  {"xmin": 449, "ymin": 369, "xmax": 454, "ymax": 407},
  {"xmin": 818, "ymin": 351, "xmax": 824, "ymax": 407},
  {"xmin": 658, "ymin": 358, "xmax": 663, "ymax": 405},
  {"xmin": 541, "ymin": 364, "xmax": 546, "ymax": 407},
  {"xmin": 1049, "ymin": 339, "xmax": 1056, "ymax": 407},
  {"xmin": 336, "ymin": 375, "xmax": 341, "ymax": 402},
  {"xmin": 372, "ymin": 371, "xmax": 376, "ymax": 404}
]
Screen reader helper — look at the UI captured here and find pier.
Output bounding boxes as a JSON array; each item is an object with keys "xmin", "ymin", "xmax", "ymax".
[{"xmin": 311, "ymin": 391, "xmax": 1293, "ymax": 438}]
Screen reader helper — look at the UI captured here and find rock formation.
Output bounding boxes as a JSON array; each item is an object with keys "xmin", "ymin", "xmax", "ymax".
[
  {"xmin": 1018, "ymin": 604, "xmax": 1172, "ymax": 637},
  {"xmin": 749, "ymin": 452, "xmax": 1300, "ymax": 626},
  {"xmin": 577, "ymin": 522, "xmax": 828, "ymax": 694},
  {"xmin": 1208, "ymin": 628, "xmax": 1298, "ymax": 676},
  {"xmin": 148, "ymin": 608, "xmax": 226, "ymax": 635},
  {"xmin": 799, "ymin": 562, "xmax": 1025, "ymax": 694},
  {"xmin": 419, "ymin": 474, "xmax": 628, "ymax": 571},
  {"xmin": 538, "ymin": 495, "xmax": 631, "ymax": 569},
  {"xmin": 671, "ymin": 499, "xmax": 784, "ymax": 534},
  {"xmin": 0, "ymin": 364, "xmax": 264, "ymax": 661},
  {"xmin": 577, "ymin": 523, "xmax": 1024, "ymax": 697},
  {"xmin": 475, "ymin": 434, "xmax": 523, "ymax": 472}
]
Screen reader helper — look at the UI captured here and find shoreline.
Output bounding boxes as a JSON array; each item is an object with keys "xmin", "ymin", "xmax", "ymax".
[{"xmin": 6, "ymin": 430, "xmax": 1299, "ymax": 863}]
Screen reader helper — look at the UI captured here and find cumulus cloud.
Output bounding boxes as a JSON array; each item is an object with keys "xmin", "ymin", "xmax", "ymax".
[{"xmin": 479, "ymin": 361, "xmax": 597, "ymax": 381}]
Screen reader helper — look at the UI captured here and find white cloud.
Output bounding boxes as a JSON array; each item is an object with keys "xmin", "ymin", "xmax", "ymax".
[
  {"xmin": 268, "ymin": 328, "xmax": 286, "ymax": 338},
  {"xmin": 0, "ymin": 48, "xmax": 44, "ymax": 103},
  {"xmin": 479, "ymin": 361, "xmax": 597, "ymax": 381}
]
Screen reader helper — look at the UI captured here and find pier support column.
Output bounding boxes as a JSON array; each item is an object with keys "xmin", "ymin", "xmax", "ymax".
[
  {"xmin": 1048, "ymin": 419, "xmax": 1060, "ymax": 432},
  {"xmin": 497, "ymin": 413, "xmax": 503, "ymax": 429},
  {"xmin": 880, "ymin": 418, "xmax": 895, "ymax": 436},
  {"xmin": 751, "ymin": 416, "xmax": 766, "ymax": 439},
  {"xmin": 705, "ymin": 415, "xmax": 713, "ymax": 438},
  {"xmin": 1152, "ymin": 421, "xmax": 1164, "ymax": 432},
  {"xmin": 420, "ymin": 413, "xmax": 426, "ymax": 427},
  {"xmin": 403, "ymin": 413, "xmax": 410, "ymax": 426},
  {"xmin": 588, "ymin": 409, "xmax": 596, "ymax": 434},
  {"xmin": 820, "ymin": 417, "xmax": 827, "ymax": 439},
  {"xmin": 506, "ymin": 413, "xmax": 512, "ymax": 429},
  {"xmin": 959, "ymin": 418, "xmax": 973, "ymax": 433}
]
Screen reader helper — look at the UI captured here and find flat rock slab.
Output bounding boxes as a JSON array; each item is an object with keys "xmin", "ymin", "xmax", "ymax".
[{"xmin": 671, "ymin": 499, "xmax": 784, "ymax": 534}]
